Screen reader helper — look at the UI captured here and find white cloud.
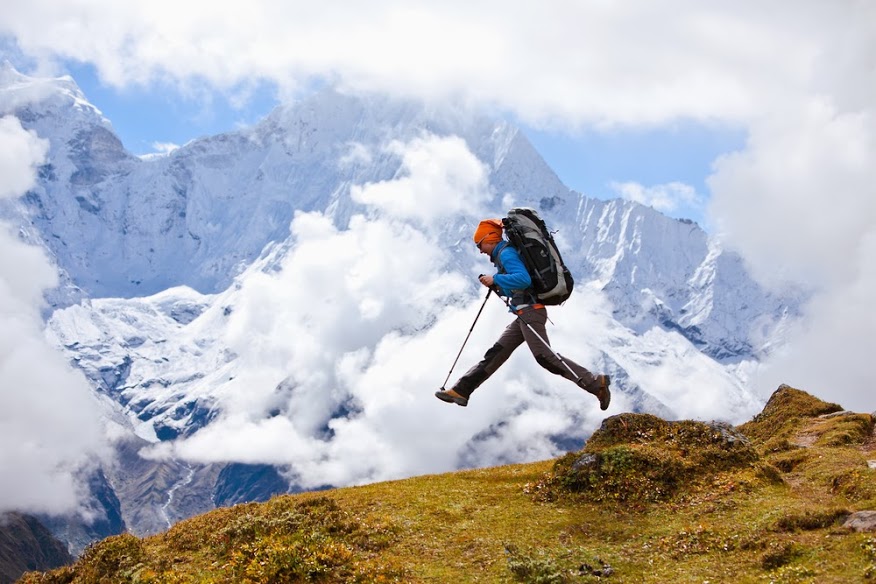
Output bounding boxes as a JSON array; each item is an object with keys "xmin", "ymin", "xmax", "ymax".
[
  {"xmin": 151, "ymin": 141, "xmax": 178, "ymax": 154},
  {"xmin": 709, "ymin": 101, "xmax": 875, "ymax": 289},
  {"xmin": 351, "ymin": 133, "xmax": 492, "ymax": 222},
  {"xmin": 160, "ymin": 283, "xmax": 622, "ymax": 487},
  {"xmin": 610, "ymin": 180, "xmax": 702, "ymax": 214},
  {"xmin": 0, "ymin": 116, "xmax": 109, "ymax": 515},
  {"xmin": 148, "ymin": 136, "xmax": 496, "ymax": 485},
  {"xmin": 708, "ymin": 99, "xmax": 876, "ymax": 412},
  {"xmin": 0, "ymin": 116, "xmax": 48, "ymax": 199},
  {"xmin": 3, "ymin": 2, "xmax": 868, "ymax": 127},
  {"xmin": 338, "ymin": 142, "xmax": 373, "ymax": 169},
  {"xmin": 752, "ymin": 230, "xmax": 876, "ymax": 412}
]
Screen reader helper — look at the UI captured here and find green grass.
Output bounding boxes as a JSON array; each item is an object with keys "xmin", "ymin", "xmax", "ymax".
[{"xmin": 19, "ymin": 385, "xmax": 876, "ymax": 583}]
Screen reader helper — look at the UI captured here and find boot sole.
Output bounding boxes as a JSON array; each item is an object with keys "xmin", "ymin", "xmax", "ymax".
[{"xmin": 435, "ymin": 390, "xmax": 468, "ymax": 407}]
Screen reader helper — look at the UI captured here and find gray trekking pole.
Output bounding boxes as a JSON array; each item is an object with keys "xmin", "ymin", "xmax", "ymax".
[
  {"xmin": 439, "ymin": 288, "xmax": 492, "ymax": 390},
  {"xmin": 493, "ymin": 292, "xmax": 584, "ymax": 384}
]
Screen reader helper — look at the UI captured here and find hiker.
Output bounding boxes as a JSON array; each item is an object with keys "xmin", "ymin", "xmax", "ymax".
[{"xmin": 435, "ymin": 219, "xmax": 611, "ymax": 410}]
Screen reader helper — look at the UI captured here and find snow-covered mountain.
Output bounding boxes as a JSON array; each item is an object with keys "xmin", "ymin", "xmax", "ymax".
[{"xmin": 1, "ymin": 64, "xmax": 798, "ymax": 547}]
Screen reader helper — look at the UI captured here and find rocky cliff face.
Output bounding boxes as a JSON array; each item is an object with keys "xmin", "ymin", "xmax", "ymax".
[{"xmin": 0, "ymin": 513, "xmax": 72, "ymax": 584}]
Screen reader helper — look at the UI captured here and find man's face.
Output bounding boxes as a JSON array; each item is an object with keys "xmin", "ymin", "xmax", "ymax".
[{"xmin": 477, "ymin": 240, "xmax": 496, "ymax": 256}]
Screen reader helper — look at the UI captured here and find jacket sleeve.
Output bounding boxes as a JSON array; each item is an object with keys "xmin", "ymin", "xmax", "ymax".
[{"xmin": 493, "ymin": 246, "xmax": 532, "ymax": 295}]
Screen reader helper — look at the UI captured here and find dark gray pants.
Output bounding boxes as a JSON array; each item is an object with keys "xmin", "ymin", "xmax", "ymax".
[{"xmin": 452, "ymin": 306, "xmax": 596, "ymax": 398}]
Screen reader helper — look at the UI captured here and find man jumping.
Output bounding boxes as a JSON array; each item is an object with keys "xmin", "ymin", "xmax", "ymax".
[{"xmin": 435, "ymin": 219, "xmax": 611, "ymax": 409}]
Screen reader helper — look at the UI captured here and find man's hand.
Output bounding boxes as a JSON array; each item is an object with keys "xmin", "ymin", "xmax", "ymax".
[{"xmin": 479, "ymin": 274, "xmax": 495, "ymax": 288}]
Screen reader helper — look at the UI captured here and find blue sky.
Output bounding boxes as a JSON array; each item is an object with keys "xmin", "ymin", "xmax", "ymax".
[
  {"xmin": 63, "ymin": 62, "xmax": 277, "ymax": 152},
  {"xmin": 523, "ymin": 122, "xmax": 745, "ymax": 225}
]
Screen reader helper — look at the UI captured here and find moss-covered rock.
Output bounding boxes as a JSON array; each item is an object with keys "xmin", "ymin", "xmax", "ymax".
[
  {"xmin": 535, "ymin": 413, "xmax": 760, "ymax": 504},
  {"xmin": 738, "ymin": 384, "xmax": 843, "ymax": 446}
]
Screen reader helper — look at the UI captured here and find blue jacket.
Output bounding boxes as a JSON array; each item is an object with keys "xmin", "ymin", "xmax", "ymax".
[{"xmin": 491, "ymin": 241, "xmax": 534, "ymax": 307}]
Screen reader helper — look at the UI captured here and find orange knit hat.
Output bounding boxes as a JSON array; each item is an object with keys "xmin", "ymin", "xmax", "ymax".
[{"xmin": 473, "ymin": 219, "xmax": 503, "ymax": 246}]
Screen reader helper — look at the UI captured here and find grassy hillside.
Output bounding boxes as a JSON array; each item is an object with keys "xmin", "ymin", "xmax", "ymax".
[{"xmin": 19, "ymin": 385, "xmax": 876, "ymax": 583}]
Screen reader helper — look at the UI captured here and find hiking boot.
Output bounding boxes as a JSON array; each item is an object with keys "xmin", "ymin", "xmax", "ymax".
[
  {"xmin": 593, "ymin": 375, "xmax": 611, "ymax": 410},
  {"xmin": 579, "ymin": 375, "xmax": 611, "ymax": 411},
  {"xmin": 435, "ymin": 388, "xmax": 468, "ymax": 407}
]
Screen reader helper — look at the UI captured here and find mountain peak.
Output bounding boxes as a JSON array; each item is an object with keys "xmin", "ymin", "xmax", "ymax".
[
  {"xmin": 0, "ymin": 64, "xmax": 105, "ymax": 126},
  {"xmin": 1, "ymin": 61, "xmax": 42, "ymax": 90},
  {"xmin": 0, "ymin": 59, "xmax": 24, "ymax": 82}
]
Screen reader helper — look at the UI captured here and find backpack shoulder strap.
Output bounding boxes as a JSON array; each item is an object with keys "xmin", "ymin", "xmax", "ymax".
[{"xmin": 492, "ymin": 242, "xmax": 507, "ymax": 273}]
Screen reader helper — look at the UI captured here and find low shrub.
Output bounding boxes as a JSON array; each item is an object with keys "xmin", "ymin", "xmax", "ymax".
[
  {"xmin": 531, "ymin": 414, "xmax": 760, "ymax": 504},
  {"xmin": 773, "ymin": 509, "xmax": 849, "ymax": 532}
]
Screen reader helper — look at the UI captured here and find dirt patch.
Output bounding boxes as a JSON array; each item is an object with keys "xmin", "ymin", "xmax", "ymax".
[{"xmin": 790, "ymin": 434, "xmax": 817, "ymax": 448}]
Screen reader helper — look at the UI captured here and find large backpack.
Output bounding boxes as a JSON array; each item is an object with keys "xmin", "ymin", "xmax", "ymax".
[{"xmin": 501, "ymin": 207, "xmax": 574, "ymax": 305}]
